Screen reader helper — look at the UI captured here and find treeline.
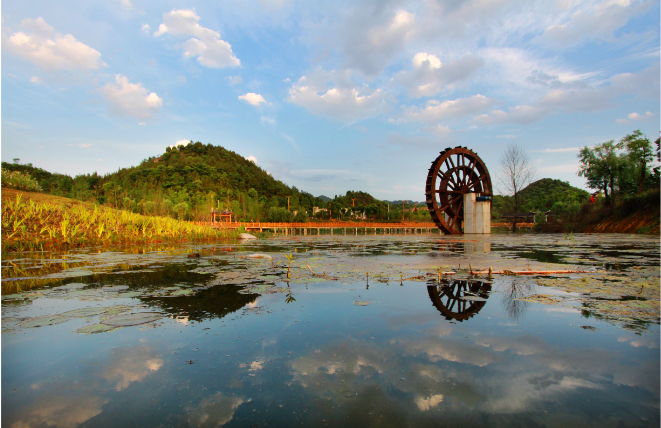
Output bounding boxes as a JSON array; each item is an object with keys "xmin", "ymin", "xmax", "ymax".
[
  {"xmin": 2, "ymin": 142, "xmax": 326, "ymax": 222},
  {"xmin": 2, "ymin": 142, "xmax": 427, "ymax": 223},
  {"xmin": 578, "ymin": 130, "xmax": 660, "ymax": 205}
]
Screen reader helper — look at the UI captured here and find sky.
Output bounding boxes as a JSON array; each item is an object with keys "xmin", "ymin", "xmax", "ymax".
[{"xmin": 1, "ymin": 0, "xmax": 659, "ymax": 201}]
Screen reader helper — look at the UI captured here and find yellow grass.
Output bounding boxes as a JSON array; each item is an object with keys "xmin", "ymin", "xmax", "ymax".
[{"xmin": 1, "ymin": 189, "xmax": 237, "ymax": 252}]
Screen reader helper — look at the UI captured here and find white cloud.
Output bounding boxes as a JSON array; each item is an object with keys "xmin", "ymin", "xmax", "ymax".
[
  {"xmin": 340, "ymin": 8, "xmax": 417, "ymax": 76},
  {"xmin": 78, "ymin": 144, "xmax": 91, "ymax": 148},
  {"xmin": 100, "ymin": 75, "xmax": 163, "ymax": 119},
  {"xmin": 246, "ymin": 155, "xmax": 258, "ymax": 164},
  {"xmin": 396, "ymin": 53, "xmax": 484, "ymax": 97},
  {"xmin": 3, "ymin": 17, "xmax": 104, "ymax": 71},
  {"xmin": 281, "ymin": 132, "xmax": 299, "ymax": 152},
  {"xmin": 227, "ymin": 75, "xmax": 242, "ymax": 86},
  {"xmin": 169, "ymin": 139, "xmax": 191, "ymax": 149},
  {"xmin": 402, "ymin": 94, "xmax": 499, "ymax": 123},
  {"xmin": 615, "ymin": 118, "xmax": 630, "ymax": 124},
  {"xmin": 538, "ymin": 88, "xmax": 611, "ymax": 113},
  {"xmin": 473, "ymin": 105, "xmax": 547, "ymax": 125},
  {"xmin": 542, "ymin": 0, "xmax": 649, "ymax": 47},
  {"xmin": 627, "ymin": 111, "xmax": 656, "ymax": 121},
  {"xmin": 30, "ymin": 76, "xmax": 42, "ymax": 84},
  {"xmin": 154, "ymin": 9, "xmax": 240, "ymax": 68},
  {"xmin": 424, "ymin": 124, "xmax": 452, "ymax": 136},
  {"xmin": 141, "ymin": 24, "xmax": 151, "ymax": 34},
  {"xmin": 535, "ymin": 147, "xmax": 581, "ymax": 153},
  {"xmin": 538, "ymin": 163, "xmax": 580, "ymax": 174},
  {"xmin": 119, "ymin": 0, "xmax": 134, "ymax": 10},
  {"xmin": 475, "ymin": 63, "xmax": 658, "ymax": 126},
  {"xmin": 239, "ymin": 93, "xmax": 266, "ymax": 106},
  {"xmin": 414, "ymin": 394, "xmax": 444, "ymax": 411},
  {"xmin": 288, "ymin": 68, "xmax": 390, "ymax": 122},
  {"xmin": 610, "ymin": 62, "xmax": 660, "ymax": 99}
]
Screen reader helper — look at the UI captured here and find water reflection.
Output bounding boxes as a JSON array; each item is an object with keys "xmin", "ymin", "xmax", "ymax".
[
  {"xmin": 499, "ymin": 279, "xmax": 536, "ymax": 321},
  {"xmin": 427, "ymin": 278, "xmax": 491, "ymax": 321},
  {"xmin": 143, "ymin": 283, "xmax": 258, "ymax": 322}
]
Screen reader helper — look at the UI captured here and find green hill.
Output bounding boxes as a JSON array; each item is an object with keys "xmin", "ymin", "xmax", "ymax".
[
  {"xmin": 492, "ymin": 178, "xmax": 590, "ymax": 219},
  {"xmin": 3, "ymin": 142, "xmax": 329, "ymax": 222}
]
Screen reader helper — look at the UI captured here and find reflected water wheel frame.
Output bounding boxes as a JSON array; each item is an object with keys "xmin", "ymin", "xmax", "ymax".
[
  {"xmin": 425, "ymin": 146, "xmax": 492, "ymax": 234},
  {"xmin": 427, "ymin": 280, "xmax": 491, "ymax": 322}
]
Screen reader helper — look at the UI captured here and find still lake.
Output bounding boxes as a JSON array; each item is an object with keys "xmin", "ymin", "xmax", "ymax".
[{"xmin": 2, "ymin": 234, "xmax": 659, "ymax": 427}]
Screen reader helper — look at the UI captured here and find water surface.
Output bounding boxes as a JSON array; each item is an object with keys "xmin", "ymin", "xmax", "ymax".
[{"xmin": 2, "ymin": 234, "xmax": 659, "ymax": 427}]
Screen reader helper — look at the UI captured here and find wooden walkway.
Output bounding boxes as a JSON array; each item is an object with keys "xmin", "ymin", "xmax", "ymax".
[
  {"xmin": 193, "ymin": 221, "xmax": 536, "ymax": 235},
  {"xmin": 197, "ymin": 221, "xmax": 442, "ymax": 236}
]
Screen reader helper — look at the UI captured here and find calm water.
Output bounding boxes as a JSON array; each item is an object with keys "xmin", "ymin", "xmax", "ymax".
[{"xmin": 2, "ymin": 234, "xmax": 659, "ymax": 427}]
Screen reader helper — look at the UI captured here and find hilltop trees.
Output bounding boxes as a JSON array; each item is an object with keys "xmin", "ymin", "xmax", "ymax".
[{"xmin": 578, "ymin": 130, "xmax": 659, "ymax": 205}]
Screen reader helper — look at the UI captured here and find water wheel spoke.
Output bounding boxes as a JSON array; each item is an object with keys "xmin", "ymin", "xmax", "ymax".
[
  {"xmin": 447, "ymin": 156, "xmax": 456, "ymax": 170},
  {"xmin": 467, "ymin": 173, "xmax": 487, "ymax": 191},
  {"xmin": 438, "ymin": 194, "xmax": 463, "ymax": 213},
  {"xmin": 437, "ymin": 170, "xmax": 459, "ymax": 187}
]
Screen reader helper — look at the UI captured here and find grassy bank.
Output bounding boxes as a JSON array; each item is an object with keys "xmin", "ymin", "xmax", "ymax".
[
  {"xmin": 1, "ymin": 189, "xmax": 238, "ymax": 252},
  {"xmin": 535, "ymin": 189, "xmax": 660, "ymax": 235}
]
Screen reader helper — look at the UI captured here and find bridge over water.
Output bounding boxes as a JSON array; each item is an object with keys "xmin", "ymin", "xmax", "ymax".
[{"xmin": 194, "ymin": 221, "xmax": 534, "ymax": 236}]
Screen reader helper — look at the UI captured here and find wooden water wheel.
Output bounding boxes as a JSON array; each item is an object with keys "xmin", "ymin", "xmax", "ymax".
[
  {"xmin": 427, "ymin": 279, "xmax": 491, "ymax": 322},
  {"xmin": 425, "ymin": 146, "xmax": 492, "ymax": 234}
]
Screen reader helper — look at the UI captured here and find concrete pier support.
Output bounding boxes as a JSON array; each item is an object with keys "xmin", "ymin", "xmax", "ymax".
[{"xmin": 464, "ymin": 193, "xmax": 491, "ymax": 234}]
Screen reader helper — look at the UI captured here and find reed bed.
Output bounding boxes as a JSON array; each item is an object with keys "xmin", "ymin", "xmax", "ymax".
[{"xmin": 1, "ymin": 191, "xmax": 237, "ymax": 252}]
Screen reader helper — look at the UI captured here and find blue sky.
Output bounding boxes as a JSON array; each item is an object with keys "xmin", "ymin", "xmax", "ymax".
[{"xmin": 2, "ymin": 0, "xmax": 659, "ymax": 200}]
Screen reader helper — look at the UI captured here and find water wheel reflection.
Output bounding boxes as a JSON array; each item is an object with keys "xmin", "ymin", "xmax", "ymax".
[{"xmin": 427, "ymin": 278, "xmax": 492, "ymax": 321}]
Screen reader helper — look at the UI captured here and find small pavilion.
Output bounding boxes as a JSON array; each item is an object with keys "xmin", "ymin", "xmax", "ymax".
[{"xmin": 212, "ymin": 209, "xmax": 233, "ymax": 223}]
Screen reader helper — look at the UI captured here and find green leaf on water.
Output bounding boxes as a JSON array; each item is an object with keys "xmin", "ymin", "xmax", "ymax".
[
  {"xmin": 75, "ymin": 323, "xmax": 119, "ymax": 334},
  {"xmin": 101, "ymin": 312, "xmax": 164, "ymax": 327},
  {"xmin": 20, "ymin": 315, "xmax": 72, "ymax": 328}
]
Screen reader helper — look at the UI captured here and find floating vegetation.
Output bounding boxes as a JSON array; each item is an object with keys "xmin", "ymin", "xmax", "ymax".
[
  {"xmin": 101, "ymin": 312, "xmax": 165, "ymax": 327},
  {"xmin": 2, "ymin": 233, "xmax": 658, "ymax": 335},
  {"xmin": 354, "ymin": 301, "xmax": 370, "ymax": 306}
]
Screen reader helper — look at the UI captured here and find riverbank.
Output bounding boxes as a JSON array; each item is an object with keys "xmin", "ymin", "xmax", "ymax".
[
  {"xmin": 535, "ymin": 189, "xmax": 660, "ymax": 235},
  {"xmin": 1, "ymin": 189, "xmax": 237, "ymax": 252}
]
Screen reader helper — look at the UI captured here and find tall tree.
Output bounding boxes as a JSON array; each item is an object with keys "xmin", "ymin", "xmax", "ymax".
[
  {"xmin": 577, "ymin": 141, "xmax": 621, "ymax": 205},
  {"xmin": 619, "ymin": 130, "xmax": 654, "ymax": 194},
  {"xmin": 497, "ymin": 143, "xmax": 536, "ymax": 232}
]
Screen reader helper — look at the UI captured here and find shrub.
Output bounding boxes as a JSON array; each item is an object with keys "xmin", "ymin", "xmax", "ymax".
[
  {"xmin": 267, "ymin": 206, "xmax": 294, "ymax": 222},
  {"xmin": 1, "ymin": 168, "xmax": 42, "ymax": 192}
]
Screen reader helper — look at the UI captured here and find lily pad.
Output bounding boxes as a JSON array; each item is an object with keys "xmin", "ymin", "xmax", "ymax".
[
  {"xmin": 54, "ymin": 283, "xmax": 87, "ymax": 291},
  {"xmin": 117, "ymin": 291, "xmax": 144, "ymax": 298},
  {"xmin": 101, "ymin": 312, "xmax": 164, "ymax": 327},
  {"xmin": 21, "ymin": 315, "xmax": 72, "ymax": 328},
  {"xmin": 75, "ymin": 323, "xmax": 119, "ymax": 334},
  {"xmin": 61, "ymin": 307, "xmax": 110, "ymax": 317},
  {"xmin": 101, "ymin": 285, "xmax": 129, "ymax": 291}
]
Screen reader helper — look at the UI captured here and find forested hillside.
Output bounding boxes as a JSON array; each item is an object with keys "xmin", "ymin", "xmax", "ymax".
[
  {"xmin": 3, "ymin": 142, "xmax": 325, "ymax": 222},
  {"xmin": 491, "ymin": 179, "xmax": 590, "ymax": 219}
]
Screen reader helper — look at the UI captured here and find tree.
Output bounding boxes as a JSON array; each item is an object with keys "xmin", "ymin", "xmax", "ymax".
[
  {"xmin": 578, "ymin": 141, "xmax": 619, "ymax": 205},
  {"xmin": 619, "ymin": 130, "xmax": 654, "ymax": 194},
  {"xmin": 497, "ymin": 143, "xmax": 536, "ymax": 232}
]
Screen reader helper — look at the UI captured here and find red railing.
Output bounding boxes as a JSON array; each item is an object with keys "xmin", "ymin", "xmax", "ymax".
[{"xmin": 194, "ymin": 221, "xmax": 439, "ymax": 229}]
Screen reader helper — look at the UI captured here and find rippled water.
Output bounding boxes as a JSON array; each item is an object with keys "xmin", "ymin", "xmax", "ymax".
[{"xmin": 2, "ymin": 234, "xmax": 659, "ymax": 427}]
